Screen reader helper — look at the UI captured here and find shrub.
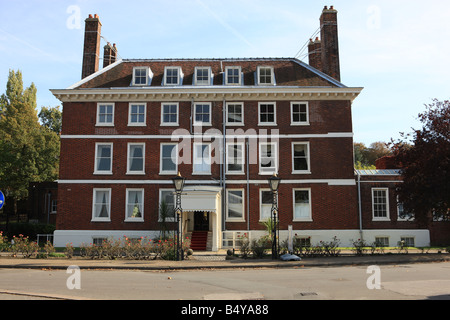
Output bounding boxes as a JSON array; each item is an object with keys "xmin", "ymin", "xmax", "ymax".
[
  {"xmin": 10, "ymin": 234, "xmax": 39, "ymax": 258},
  {"xmin": 65, "ymin": 243, "xmax": 74, "ymax": 259},
  {"xmin": 251, "ymin": 236, "xmax": 271, "ymax": 259},
  {"xmin": 351, "ymin": 239, "xmax": 368, "ymax": 256}
]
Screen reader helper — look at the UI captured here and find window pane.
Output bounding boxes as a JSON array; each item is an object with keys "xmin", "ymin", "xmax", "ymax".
[
  {"xmin": 97, "ymin": 145, "xmax": 111, "ymax": 171},
  {"xmin": 129, "ymin": 145, "xmax": 144, "ymax": 172},
  {"xmin": 127, "ymin": 190, "xmax": 143, "ymax": 218},
  {"xmin": 161, "ymin": 144, "xmax": 176, "ymax": 172},
  {"xmin": 160, "ymin": 191, "xmax": 175, "ymax": 219},
  {"xmin": 94, "ymin": 190, "xmax": 110, "ymax": 218},
  {"xmin": 194, "ymin": 144, "xmax": 210, "ymax": 173},
  {"xmin": 293, "ymin": 144, "xmax": 308, "ymax": 171},
  {"xmin": 228, "ymin": 190, "xmax": 243, "ymax": 219},
  {"xmin": 294, "ymin": 190, "xmax": 310, "ymax": 219}
]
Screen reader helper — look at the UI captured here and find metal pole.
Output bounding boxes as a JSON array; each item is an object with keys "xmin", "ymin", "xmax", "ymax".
[
  {"xmin": 271, "ymin": 191, "xmax": 278, "ymax": 260},
  {"xmin": 175, "ymin": 191, "xmax": 182, "ymax": 261}
]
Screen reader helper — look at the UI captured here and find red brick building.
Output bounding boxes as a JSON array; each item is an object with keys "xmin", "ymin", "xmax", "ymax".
[{"xmin": 51, "ymin": 7, "xmax": 434, "ymax": 249}]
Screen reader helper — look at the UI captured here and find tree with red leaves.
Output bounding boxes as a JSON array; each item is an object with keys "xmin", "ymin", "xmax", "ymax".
[{"xmin": 391, "ymin": 99, "xmax": 450, "ymax": 225}]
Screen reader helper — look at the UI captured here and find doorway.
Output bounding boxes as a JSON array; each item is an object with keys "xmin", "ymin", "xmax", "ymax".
[{"xmin": 194, "ymin": 211, "xmax": 209, "ymax": 231}]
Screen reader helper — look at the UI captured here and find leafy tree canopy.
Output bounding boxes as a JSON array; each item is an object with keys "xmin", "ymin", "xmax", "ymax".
[{"xmin": 391, "ymin": 99, "xmax": 450, "ymax": 224}]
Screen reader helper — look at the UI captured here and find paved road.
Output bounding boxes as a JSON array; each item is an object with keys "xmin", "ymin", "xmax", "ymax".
[{"xmin": 0, "ymin": 262, "xmax": 449, "ymax": 301}]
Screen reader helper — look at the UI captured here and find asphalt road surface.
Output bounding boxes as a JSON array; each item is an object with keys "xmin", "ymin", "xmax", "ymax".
[{"xmin": 0, "ymin": 262, "xmax": 449, "ymax": 301}]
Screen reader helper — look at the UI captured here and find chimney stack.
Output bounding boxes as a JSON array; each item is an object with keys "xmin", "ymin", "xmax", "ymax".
[
  {"xmin": 308, "ymin": 37, "xmax": 322, "ymax": 71},
  {"xmin": 103, "ymin": 42, "xmax": 117, "ymax": 68},
  {"xmin": 319, "ymin": 6, "xmax": 340, "ymax": 81},
  {"xmin": 82, "ymin": 14, "xmax": 102, "ymax": 79}
]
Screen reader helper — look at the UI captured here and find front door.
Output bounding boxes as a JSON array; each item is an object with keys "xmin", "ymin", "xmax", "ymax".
[{"xmin": 194, "ymin": 211, "xmax": 209, "ymax": 231}]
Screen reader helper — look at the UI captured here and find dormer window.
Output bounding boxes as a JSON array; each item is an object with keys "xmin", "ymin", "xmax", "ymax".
[
  {"xmin": 257, "ymin": 66, "xmax": 275, "ymax": 85},
  {"xmin": 164, "ymin": 67, "xmax": 183, "ymax": 86},
  {"xmin": 132, "ymin": 67, "xmax": 152, "ymax": 86},
  {"xmin": 225, "ymin": 66, "xmax": 242, "ymax": 85},
  {"xmin": 195, "ymin": 67, "xmax": 212, "ymax": 86}
]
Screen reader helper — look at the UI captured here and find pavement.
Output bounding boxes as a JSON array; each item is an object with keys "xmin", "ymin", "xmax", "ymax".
[{"xmin": 1, "ymin": 251, "xmax": 449, "ymax": 271}]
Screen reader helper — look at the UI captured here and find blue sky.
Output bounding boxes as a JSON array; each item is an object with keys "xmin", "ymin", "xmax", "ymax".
[{"xmin": 0, "ymin": 0, "xmax": 449, "ymax": 145}]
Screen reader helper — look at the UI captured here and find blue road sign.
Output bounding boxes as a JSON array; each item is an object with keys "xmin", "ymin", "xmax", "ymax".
[{"xmin": 0, "ymin": 191, "xmax": 4, "ymax": 210}]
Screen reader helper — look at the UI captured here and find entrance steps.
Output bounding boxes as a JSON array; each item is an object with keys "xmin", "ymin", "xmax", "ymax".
[{"xmin": 188, "ymin": 231, "xmax": 211, "ymax": 251}]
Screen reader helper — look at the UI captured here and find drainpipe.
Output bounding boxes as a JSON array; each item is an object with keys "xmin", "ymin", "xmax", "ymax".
[
  {"xmin": 357, "ymin": 171, "xmax": 363, "ymax": 241},
  {"xmin": 222, "ymin": 99, "xmax": 227, "ymax": 232},
  {"xmin": 246, "ymin": 140, "xmax": 250, "ymax": 231}
]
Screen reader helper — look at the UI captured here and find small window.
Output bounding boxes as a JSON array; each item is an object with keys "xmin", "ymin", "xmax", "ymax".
[
  {"xmin": 258, "ymin": 102, "xmax": 276, "ymax": 125},
  {"xmin": 127, "ymin": 143, "xmax": 145, "ymax": 174},
  {"xmin": 160, "ymin": 143, "xmax": 178, "ymax": 174},
  {"xmin": 293, "ymin": 189, "xmax": 312, "ymax": 221},
  {"xmin": 226, "ymin": 103, "xmax": 244, "ymax": 125},
  {"xmin": 128, "ymin": 103, "xmax": 146, "ymax": 126},
  {"xmin": 226, "ymin": 189, "xmax": 244, "ymax": 221},
  {"xmin": 92, "ymin": 189, "xmax": 111, "ymax": 222},
  {"xmin": 132, "ymin": 67, "xmax": 152, "ymax": 86},
  {"xmin": 372, "ymin": 188, "xmax": 390, "ymax": 221},
  {"xmin": 96, "ymin": 103, "xmax": 114, "ymax": 126},
  {"xmin": 400, "ymin": 237, "xmax": 415, "ymax": 247},
  {"xmin": 258, "ymin": 66, "xmax": 274, "ymax": 85},
  {"xmin": 159, "ymin": 189, "xmax": 175, "ymax": 222},
  {"xmin": 194, "ymin": 103, "xmax": 212, "ymax": 126},
  {"xmin": 292, "ymin": 142, "xmax": 310, "ymax": 173},
  {"xmin": 259, "ymin": 142, "xmax": 277, "ymax": 175},
  {"xmin": 291, "ymin": 102, "xmax": 309, "ymax": 125},
  {"xmin": 226, "ymin": 143, "xmax": 244, "ymax": 174},
  {"xmin": 260, "ymin": 189, "xmax": 276, "ymax": 221},
  {"xmin": 161, "ymin": 103, "xmax": 179, "ymax": 126},
  {"xmin": 195, "ymin": 67, "xmax": 212, "ymax": 86},
  {"xmin": 225, "ymin": 66, "xmax": 241, "ymax": 85},
  {"xmin": 126, "ymin": 189, "xmax": 144, "ymax": 221},
  {"xmin": 51, "ymin": 200, "xmax": 57, "ymax": 214},
  {"xmin": 193, "ymin": 143, "xmax": 211, "ymax": 174},
  {"xmin": 397, "ymin": 196, "xmax": 414, "ymax": 221},
  {"xmin": 164, "ymin": 67, "xmax": 182, "ymax": 86},
  {"xmin": 94, "ymin": 143, "xmax": 113, "ymax": 174},
  {"xmin": 375, "ymin": 237, "xmax": 389, "ymax": 247}
]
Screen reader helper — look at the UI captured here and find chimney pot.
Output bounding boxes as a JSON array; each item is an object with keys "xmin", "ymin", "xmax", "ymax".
[{"xmin": 88, "ymin": 14, "xmax": 93, "ymax": 18}]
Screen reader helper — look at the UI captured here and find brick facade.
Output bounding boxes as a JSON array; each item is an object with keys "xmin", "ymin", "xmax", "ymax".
[{"xmin": 51, "ymin": 7, "xmax": 442, "ymax": 248}]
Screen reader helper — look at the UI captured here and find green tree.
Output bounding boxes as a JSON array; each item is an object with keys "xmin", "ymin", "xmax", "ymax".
[
  {"xmin": 39, "ymin": 106, "xmax": 62, "ymax": 134},
  {"xmin": 0, "ymin": 70, "xmax": 60, "ymax": 209},
  {"xmin": 391, "ymin": 99, "xmax": 450, "ymax": 224},
  {"xmin": 354, "ymin": 141, "xmax": 392, "ymax": 169}
]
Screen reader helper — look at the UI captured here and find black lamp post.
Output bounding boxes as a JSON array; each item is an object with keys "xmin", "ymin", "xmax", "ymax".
[
  {"xmin": 268, "ymin": 174, "xmax": 281, "ymax": 260},
  {"xmin": 172, "ymin": 172, "xmax": 185, "ymax": 261}
]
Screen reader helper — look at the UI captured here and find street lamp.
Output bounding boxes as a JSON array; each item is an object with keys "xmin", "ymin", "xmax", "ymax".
[
  {"xmin": 172, "ymin": 172, "xmax": 185, "ymax": 261},
  {"xmin": 268, "ymin": 173, "xmax": 281, "ymax": 260}
]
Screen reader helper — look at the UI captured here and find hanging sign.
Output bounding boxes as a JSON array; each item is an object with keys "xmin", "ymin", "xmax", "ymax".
[{"xmin": 0, "ymin": 191, "xmax": 4, "ymax": 210}]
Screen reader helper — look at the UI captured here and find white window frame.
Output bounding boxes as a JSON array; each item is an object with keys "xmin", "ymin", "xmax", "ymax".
[
  {"xmin": 290, "ymin": 102, "xmax": 310, "ymax": 126},
  {"xmin": 160, "ymin": 143, "xmax": 178, "ymax": 175},
  {"xmin": 259, "ymin": 142, "xmax": 278, "ymax": 175},
  {"xmin": 125, "ymin": 189, "xmax": 144, "ymax": 222},
  {"xmin": 257, "ymin": 66, "xmax": 275, "ymax": 85},
  {"xmin": 94, "ymin": 143, "xmax": 113, "ymax": 175},
  {"xmin": 132, "ymin": 67, "xmax": 152, "ymax": 86},
  {"xmin": 193, "ymin": 102, "xmax": 212, "ymax": 126},
  {"xmin": 226, "ymin": 102, "xmax": 244, "ymax": 126},
  {"xmin": 128, "ymin": 103, "xmax": 147, "ymax": 126},
  {"xmin": 194, "ymin": 67, "xmax": 212, "ymax": 86},
  {"xmin": 96, "ymin": 103, "xmax": 115, "ymax": 126},
  {"xmin": 258, "ymin": 102, "xmax": 277, "ymax": 126},
  {"xmin": 225, "ymin": 66, "xmax": 242, "ymax": 86},
  {"xmin": 226, "ymin": 189, "xmax": 245, "ymax": 222},
  {"xmin": 161, "ymin": 103, "xmax": 179, "ymax": 126},
  {"xmin": 164, "ymin": 66, "xmax": 183, "ymax": 86},
  {"xmin": 92, "ymin": 188, "xmax": 111, "ymax": 222},
  {"xmin": 372, "ymin": 188, "xmax": 390, "ymax": 221},
  {"xmin": 50, "ymin": 199, "xmax": 57, "ymax": 214},
  {"xmin": 293, "ymin": 188, "xmax": 312, "ymax": 222},
  {"xmin": 127, "ymin": 143, "xmax": 145, "ymax": 175},
  {"xmin": 260, "ymin": 188, "xmax": 276, "ymax": 221},
  {"xmin": 193, "ymin": 142, "xmax": 211, "ymax": 175},
  {"xmin": 226, "ymin": 142, "xmax": 245, "ymax": 175},
  {"xmin": 292, "ymin": 142, "xmax": 311, "ymax": 174},
  {"xmin": 159, "ymin": 189, "xmax": 176, "ymax": 222}
]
